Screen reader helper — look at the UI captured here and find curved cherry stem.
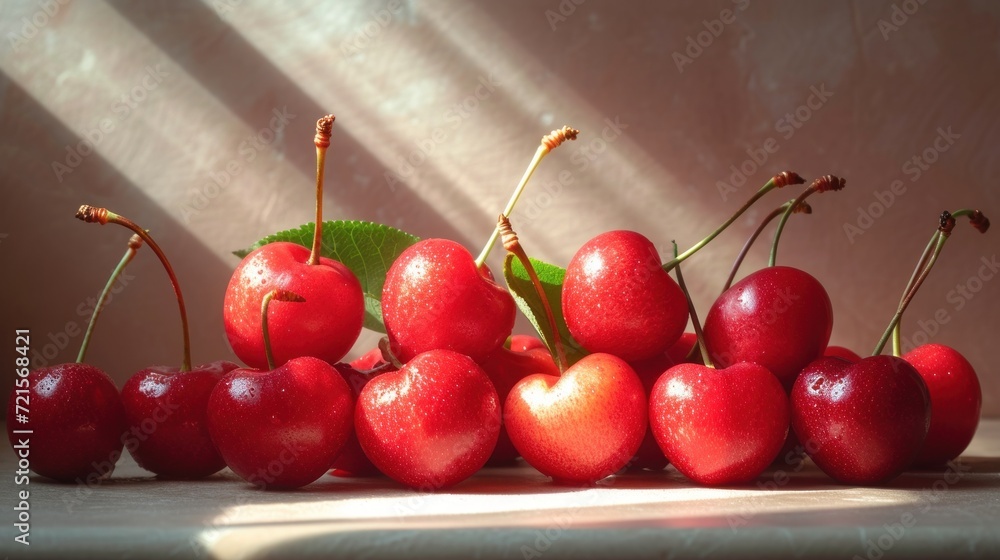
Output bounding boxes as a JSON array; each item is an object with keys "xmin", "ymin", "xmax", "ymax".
[
  {"xmin": 891, "ymin": 230, "xmax": 942, "ymax": 356},
  {"xmin": 662, "ymin": 171, "xmax": 804, "ymax": 272},
  {"xmin": 873, "ymin": 209, "xmax": 988, "ymax": 356},
  {"xmin": 723, "ymin": 199, "xmax": 811, "ymax": 292},
  {"xmin": 769, "ymin": 175, "xmax": 845, "ymax": 267},
  {"xmin": 309, "ymin": 115, "xmax": 334, "ymax": 266},
  {"xmin": 498, "ymin": 214, "xmax": 569, "ymax": 372},
  {"xmin": 76, "ymin": 206, "xmax": 192, "ymax": 372},
  {"xmin": 77, "ymin": 234, "xmax": 143, "ymax": 363},
  {"xmin": 261, "ymin": 289, "xmax": 305, "ymax": 370},
  {"xmin": 672, "ymin": 241, "xmax": 714, "ymax": 369},
  {"xmin": 475, "ymin": 126, "xmax": 579, "ymax": 268}
]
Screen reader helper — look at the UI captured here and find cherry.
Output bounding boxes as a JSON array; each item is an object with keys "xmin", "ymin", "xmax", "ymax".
[
  {"xmin": 791, "ymin": 356, "xmax": 929, "ymax": 484},
  {"xmin": 355, "ymin": 349, "xmax": 500, "ymax": 489},
  {"xmin": 627, "ymin": 352, "xmax": 675, "ymax": 471},
  {"xmin": 208, "ymin": 290, "xmax": 354, "ymax": 489},
  {"xmin": 703, "ymin": 265, "xmax": 833, "ymax": 388},
  {"xmin": 704, "ymin": 176, "xmax": 844, "ymax": 388},
  {"xmin": 381, "ymin": 238, "xmax": 516, "ymax": 363},
  {"xmin": 563, "ymin": 230, "xmax": 686, "ymax": 362},
  {"xmin": 328, "ymin": 357, "xmax": 396, "ymax": 478},
  {"xmin": 6, "ymin": 233, "xmax": 139, "ymax": 482},
  {"xmin": 224, "ymin": 115, "xmax": 364, "ymax": 368},
  {"xmin": 479, "ymin": 336, "xmax": 559, "ymax": 465},
  {"xmin": 76, "ymin": 207, "xmax": 240, "ymax": 478},
  {"xmin": 563, "ymin": 172, "xmax": 804, "ymax": 362},
  {"xmin": 651, "ymin": 362, "xmax": 789, "ymax": 484},
  {"xmin": 665, "ymin": 332, "xmax": 701, "ymax": 365},
  {"xmin": 903, "ymin": 344, "xmax": 981, "ymax": 467},
  {"xmin": 505, "ymin": 352, "xmax": 647, "ymax": 483}
]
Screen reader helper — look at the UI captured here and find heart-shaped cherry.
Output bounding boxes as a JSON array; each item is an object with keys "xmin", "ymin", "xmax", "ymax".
[
  {"xmin": 903, "ymin": 344, "xmax": 981, "ymax": 467},
  {"xmin": 355, "ymin": 349, "xmax": 500, "ymax": 489},
  {"xmin": 505, "ymin": 352, "xmax": 647, "ymax": 484},
  {"xmin": 7, "ymin": 234, "xmax": 139, "ymax": 482},
  {"xmin": 224, "ymin": 115, "xmax": 364, "ymax": 368},
  {"xmin": 651, "ymin": 362, "xmax": 789, "ymax": 484},
  {"xmin": 76, "ymin": 207, "xmax": 240, "ymax": 479},
  {"xmin": 208, "ymin": 290, "xmax": 354, "ymax": 489},
  {"xmin": 792, "ymin": 356, "xmax": 929, "ymax": 484}
]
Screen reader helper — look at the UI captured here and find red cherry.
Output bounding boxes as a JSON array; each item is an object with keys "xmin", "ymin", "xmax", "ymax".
[
  {"xmin": 121, "ymin": 360, "xmax": 238, "ymax": 478},
  {"xmin": 381, "ymin": 239, "xmax": 516, "ymax": 363},
  {"xmin": 791, "ymin": 356, "xmax": 930, "ymax": 484},
  {"xmin": 626, "ymin": 353, "xmax": 675, "ymax": 471},
  {"xmin": 355, "ymin": 350, "xmax": 500, "ymax": 489},
  {"xmin": 563, "ymin": 231, "xmax": 687, "ymax": 362},
  {"xmin": 825, "ymin": 345, "xmax": 861, "ymax": 362},
  {"xmin": 665, "ymin": 332, "xmax": 702, "ymax": 365},
  {"xmin": 224, "ymin": 242, "xmax": 364, "ymax": 368},
  {"xmin": 7, "ymin": 364, "xmax": 126, "ymax": 482},
  {"xmin": 207, "ymin": 356, "xmax": 354, "ymax": 489},
  {"xmin": 703, "ymin": 266, "xmax": 833, "ymax": 388},
  {"xmin": 479, "ymin": 341, "xmax": 559, "ymax": 465},
  {"xmin": 649, "ymin": 362, "xmax": 789, "ymax": 485},
  {"xmin": 327, "ymin": 360, "xmax": 395, "ymax": 478},
  {"xmin": 509, "ymin": 334, "xmax": 547, "ymax": 353},
  {"xmin": 903, "ymin": 344, "xmax": 981, "ymax": 467},
  {"xmin": 505, "ymin": 353, "xmax": 647, "ymax": 484}
]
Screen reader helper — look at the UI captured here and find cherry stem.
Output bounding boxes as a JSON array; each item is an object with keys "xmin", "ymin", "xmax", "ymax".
[
  {"xmin": 309, "ymin": 115, "xmax": 335, "ymax": 266},
  {"xmin": 75, "ymin": 206, "xmax": 192, "ymax": 372},
  {"xmin": 872, "ymin": 209, "xmax": 988, "ymax": 356},
  {"xmin": 672, "ymin": 241, "xmax": 714, "ymax": 369},
  {"xmin": 474, "ymin": 126, "xmax": 579, "ymax": 268},
  {"xmin": 723, "ymin": 199, "xmax": 811, "ymax": 292},
  {"xmin": 891, "ymin": 230, "xmax": 942, "ymax": 356},
  {"xmin": 769, "ymin": 175, "xmax": 846, "ymax": 267},
  {"xmin": 498, "ymin": 214, "xmax": 569, "ymax": 372},
  {"xmin": 662, "ymin": 171, "xmax": 804, "ymax": 272},
  {"xmin": 77, "ymin": 234, "xmax": 143, "ymax": 363},
  {"xmin": 261, "ymin": 289, "xmax": 306, "ymax": 370}
]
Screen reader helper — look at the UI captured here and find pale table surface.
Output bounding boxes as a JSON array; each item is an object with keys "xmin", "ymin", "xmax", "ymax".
[{"xmin": 2, "ymin": 421, "xmax": 999, "ymax": 560}]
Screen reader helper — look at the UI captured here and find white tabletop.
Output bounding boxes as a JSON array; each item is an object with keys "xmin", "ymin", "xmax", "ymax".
[{"xmin": 2, "ymin": 420, "xmax": 998, "ymax": 559}]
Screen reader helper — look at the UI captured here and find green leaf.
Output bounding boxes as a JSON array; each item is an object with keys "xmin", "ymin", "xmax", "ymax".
[
  {"xmin": 234, "ymin": 221, "xmax": 420, "ymax": 333},
  {"xmin": 503, "ymin": 254, "xmax": 587, "ymax": 370}
]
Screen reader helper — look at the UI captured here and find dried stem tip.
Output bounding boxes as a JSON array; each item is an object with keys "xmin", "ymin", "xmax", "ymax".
[
  {"xmin": 939, "ymin": 210, "xmax": 956, "ymax": 235},
  {"xmin": 498, "ymin": 214, "xmax": 519, "ymax": 252},
  {"xmin": 970, "ymin": 210, "xmax": 990, "ymax": 233},
  {"xmin": 772, "ymin": 171, "xmax": 805, "ymax": 189},
  {"xmin": 541, "ymin": 126, "xmax": 579, "ymax": 151},
  {"xmin": 75, "ymin": 205, "xmax": 109, "ymax": 224},
  {"xmin": 811, "ymin": 174, "xmax": 846, "ymax": 193},
  {"xmin": 127, "ymin": 234, "xmax": 144, "ymax": 250},
  {"xmin": 315, "ymin": 114, "xmax": 335, "ymax": 149}
]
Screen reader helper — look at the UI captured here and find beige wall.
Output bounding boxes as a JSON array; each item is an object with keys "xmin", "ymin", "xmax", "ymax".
[{"xmin": 2, "ymin": 1, "xmax": 998, "ymax": 415}]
